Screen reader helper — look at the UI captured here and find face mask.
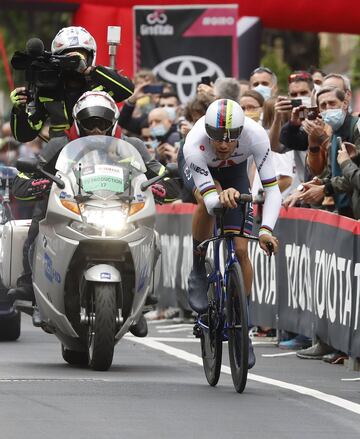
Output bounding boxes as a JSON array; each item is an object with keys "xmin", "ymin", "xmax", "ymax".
[
  {"xmin": 3, "ymin": 150, "xmax": 17, "ymax": 164},
  {"xmin": 245, "ymin": 110, "xmax": 261, "ymax": 122},
  {"xmin": 150, "ymin": 124, "xmax": 167, "ymax": 138},
  {"xmin": 313, "ymin": 83, "xmax": 322, "ymax": 94},
  {"xmin": 162, "ymin": 106, "xmax": 177, "ymax": 122},
  {"xmin": 145, "ymin": 139, "xmax": 160, "ymax": 149},
  {"xmin": 321, "ymin": 108, "xmax": 346, "ymax": 131},
  {"xmin": 253, "ymin": 85, "xmax": 272, "ymax": 101},
  {"xmin": 301, "ymin": 96, "xmax": 312, "ymax": 107}
]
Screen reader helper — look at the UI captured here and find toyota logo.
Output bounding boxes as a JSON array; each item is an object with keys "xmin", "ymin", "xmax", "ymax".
[
  {"xmin": 146, "ymin": 11, "xmax": 167, "ymax": 25},
  {"xmin": 153, "ymin": 55, "xmax": 225, "ymax": 102}
]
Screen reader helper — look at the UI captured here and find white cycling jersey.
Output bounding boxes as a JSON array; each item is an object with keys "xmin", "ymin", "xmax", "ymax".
[{"xmin": 183, "ymin": 115, "xmax": 282, "ymax": 236}]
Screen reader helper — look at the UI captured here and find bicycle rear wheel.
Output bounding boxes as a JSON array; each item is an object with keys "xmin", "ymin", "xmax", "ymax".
[
  {"xmin": 226, "ymin": 262, "xmax": 249, "ymax": 393},
  {"xmin": 200, "ymin": 258, "xmax": 223, "ymax": 387}
]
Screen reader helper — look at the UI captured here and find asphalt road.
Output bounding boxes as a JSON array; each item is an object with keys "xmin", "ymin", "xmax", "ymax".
[{"xmin": 0, "ymin": 315, "xmax": 359, "ymax": 439}]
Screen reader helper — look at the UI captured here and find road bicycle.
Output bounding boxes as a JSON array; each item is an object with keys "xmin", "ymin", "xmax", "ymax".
[{"xmin": 193, "ymin": 193, "xmax": 272, "ymax": 393}]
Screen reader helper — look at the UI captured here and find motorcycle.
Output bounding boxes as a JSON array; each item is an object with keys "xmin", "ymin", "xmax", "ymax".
[
  {"xmin": 0, "ymin": 136, "xmax": 174, "ymax": 370},
  {"xmin": 0, "ymin": 165, "xmax": 22, "ymax": 341}
]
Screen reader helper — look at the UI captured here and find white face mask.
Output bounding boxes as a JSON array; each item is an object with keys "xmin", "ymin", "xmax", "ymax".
[
  {"xmin": 162, "ymin": 106, "xmax": 177, "ymax": 122},
  {"xmin": 253, "ymin": 84, "xmax": 272, "ymax": 101},
  {"xmin": 313, "ymin": 83, "xmax": 322, "ymax": 94},
  {"xmin": 301, "ymin": 96, "xmax": 312, "ymax": 107}
]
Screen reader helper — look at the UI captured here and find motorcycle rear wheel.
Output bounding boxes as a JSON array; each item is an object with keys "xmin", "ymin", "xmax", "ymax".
[{"xmin": 88, "ymin": 283, "xmax": 117, "ymax": 371}]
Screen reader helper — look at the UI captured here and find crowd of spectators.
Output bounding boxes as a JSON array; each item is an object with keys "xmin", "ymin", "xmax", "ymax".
[{"xmin": 2, "ymin": 59, "xmax": 359, "ymax": 365}]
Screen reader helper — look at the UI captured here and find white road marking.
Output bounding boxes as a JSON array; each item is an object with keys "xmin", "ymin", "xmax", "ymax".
[
  {"xmin": 262, "ymin": 352, "xmax": 297, "ymax": 358},
  {"xmin": 156, "ymin": 324, "xmax": 193, "ymax": 329},
  {"xmin": 130, "ymin": 337, "xmax": 360, "ymax": 416},
  {"xmin": 126, "ymin": 336, "xmax": 199, "ymax": 343},
  {"xmin": 341, "ymin": 378, "xmax": 360, "ymax": 382},
  {"xmin": 158, "ymin": 328, "xmax": 192, "ymax": 334}
]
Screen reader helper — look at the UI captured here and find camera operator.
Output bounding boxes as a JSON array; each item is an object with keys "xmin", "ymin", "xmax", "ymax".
[{"xmin": 10, "ymin": 26, "xmax": 134, "ymax": 143}]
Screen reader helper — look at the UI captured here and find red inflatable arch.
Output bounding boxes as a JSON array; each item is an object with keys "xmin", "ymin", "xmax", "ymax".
[{"xmin": 17, "ymin": 0, "xmax": 360, "ymax": 76}]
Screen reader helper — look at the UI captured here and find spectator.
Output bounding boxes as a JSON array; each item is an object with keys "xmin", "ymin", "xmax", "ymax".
[
  {"xmin": 283, "ymin": 87, "xmax": 360, "ymax": 218},
  {"xmin": 308, "ymin": 67, "xmax": 325, "ymax": 93},
  {"xmin": 148, "ymin": 108, "xmax": 180, "ymax": 164},
  {"xmin": 158, "ymin": 92, "xmax": 181, "ymax": 123},
  {"xmin": 239, "ymin": 90, "xmax": 264, "ymax": 122},
  {"xmin": 323, "ymin": 73, "xmax": 352, "ymax": 111},
  {"xmin": 249, "ymin": 67, "xmax": 278, "ymax": 101},
  {"xmin": 213, "ymin": 77, "xmax": 241, "ymax": 102}
]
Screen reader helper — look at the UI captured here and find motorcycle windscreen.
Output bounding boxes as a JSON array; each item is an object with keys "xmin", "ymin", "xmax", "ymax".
[{"xmin": 55, "ymin": 136, "xmax": 146, "ymax": 199}]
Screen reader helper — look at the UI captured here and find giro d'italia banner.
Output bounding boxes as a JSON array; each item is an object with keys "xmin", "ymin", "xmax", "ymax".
[
  {"xmin": 134, "ymin": 5, "xmax": 238, "ymax": 102},
  {"xmin": 155, "ymin": 205, "xmax": 360, "ymax": 358}
]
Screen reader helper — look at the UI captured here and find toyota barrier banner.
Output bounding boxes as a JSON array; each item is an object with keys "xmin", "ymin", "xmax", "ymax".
[
  {"xmin": 155, "ymin": 205, "xmax": 360, "ymax": 358},
  {"xmin": 134, "ymin": 5, "xmax": 238, "ymax": 102}
]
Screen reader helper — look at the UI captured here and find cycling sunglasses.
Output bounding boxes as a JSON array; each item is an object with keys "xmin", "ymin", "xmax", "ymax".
[{"xmin": 206, "ymin": 125, "xmax": 242, "ymax": 142}]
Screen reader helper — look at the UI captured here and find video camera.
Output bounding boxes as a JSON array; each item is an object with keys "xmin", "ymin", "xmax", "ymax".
[{"xmin": 11, "ymin": 38, "xmax": 82, "ymax": 90}]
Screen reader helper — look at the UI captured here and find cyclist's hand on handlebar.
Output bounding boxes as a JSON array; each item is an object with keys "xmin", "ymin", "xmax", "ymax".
[
  {"xmin": 219, "ymin": 187, "xmax": 240, "ymax": 209},
  {"xmin": 259, "ymin": 234, "xmax": 279, "ymax": 256}
]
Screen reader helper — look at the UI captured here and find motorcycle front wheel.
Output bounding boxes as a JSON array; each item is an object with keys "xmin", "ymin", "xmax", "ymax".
[{"xmin": 88, "ymin": 283, "xmax": 117, "ymax": 371}]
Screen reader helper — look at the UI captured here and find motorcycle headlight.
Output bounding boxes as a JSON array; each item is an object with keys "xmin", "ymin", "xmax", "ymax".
[{"xmin": 70, "ymin": 204, "xmax": 135, "ymax": 236}]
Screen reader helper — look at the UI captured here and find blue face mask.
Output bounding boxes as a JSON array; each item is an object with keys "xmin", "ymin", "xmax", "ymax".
[
  {"xmin": 162, "ymin": 106, "xmax": 177, "ymax": 122},
  {"xmin": 150, "ymin": 124, "xmax": 168, "ymax": 138},
  {"xmin": 321, "ymin": 108, "xmax": 346, "ymax": 131},
  {"xmin": 253, "ymin": 84, "xmax": 272, "ymax": 101},
  {"xmin": 145, "ymin": 139, "xmax": 160, "ymax": 149}
]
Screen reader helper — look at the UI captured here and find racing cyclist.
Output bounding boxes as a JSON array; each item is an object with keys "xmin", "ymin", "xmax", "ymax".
[{"xmin": 179, "ymin": 98, "xmax": 281, "ymax": 368}]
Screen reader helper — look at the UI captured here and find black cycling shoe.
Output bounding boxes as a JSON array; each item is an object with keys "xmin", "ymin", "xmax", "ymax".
[
  {"xmin": 188, "ymin": 267, "xmax": 208, "ymax": 314},
  {"xmin": 145, "ymin": 294, "xmax": 158, "ymax": 306},
  {"xmin": 129, "ymin": 314, "xmax": 148, "ymax": 338},
  {"xmin": 7, "ymin": 285, "xmax": 34, "ymax": 305},
  {"xmin": 248, "ymin": 337, "xmax": 256, "ymax": 369}
]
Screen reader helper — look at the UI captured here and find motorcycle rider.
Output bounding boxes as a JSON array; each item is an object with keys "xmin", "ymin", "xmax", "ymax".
[
  {"xmin": 10, "ymin": 26, "xmax": 134, "ymax": 142},
  {"xmin": 8, "ymin": 91, "xmax": 180, "ymax": 337}
]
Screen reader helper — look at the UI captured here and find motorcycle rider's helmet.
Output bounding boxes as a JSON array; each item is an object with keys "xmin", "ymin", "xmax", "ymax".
[
  {"xmin": 51, "ymin": 26, "xmax": 97, "ymax": 66},
  {"xmin": 205, "ymin": 98, "xmax": 245, "ymax": 142},
  {"xmin": 73, "ymin": 91, "xmax": 120, "ymax": 136}
]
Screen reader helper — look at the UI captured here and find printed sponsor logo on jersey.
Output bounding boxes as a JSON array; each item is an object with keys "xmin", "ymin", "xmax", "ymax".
[
  {"xmin": 257, "ymin": 148, "xmax": 270, "ymax": 172},
  {"xmin": 199, "ymin": 145, "xmax": 205, "ymax": 151},
  {"xmin": 190, "ymin": 163, "xmax": 209, "ymax": 176}
]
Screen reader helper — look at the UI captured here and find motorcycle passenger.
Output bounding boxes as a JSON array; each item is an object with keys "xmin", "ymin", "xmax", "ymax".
[
  {"xmin": 179, "ymin": 99, "xmax": 282, "ymax": 368},
  {"xmin": 10, "ymin": 26, "xmax": 134, "ymax": 142},
  {"xmin": 8, "ymin": 91, "xmax": 180, "ymax": 336}
]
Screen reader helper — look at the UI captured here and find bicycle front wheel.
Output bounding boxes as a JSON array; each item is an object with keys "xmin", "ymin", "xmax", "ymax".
[
  {"xmin": 200, "ymin": 258, "xmax": 223, "ymax": 387},
  {"xmin": 226, "ymin": 262, "xmax": 249, "ymax": 393}
]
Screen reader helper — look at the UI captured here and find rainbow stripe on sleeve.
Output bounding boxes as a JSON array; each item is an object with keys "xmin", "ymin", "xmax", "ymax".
[
  {"xmin": 261, "ymin": 177, "xmax": 278, "ymax": 188},
  {"xmin": 200, "ymin": 185, "xmax": 217, "ymax": 198},
  {"xmin": 259, "ymin": 225, "xmax": 273, "ymax": 235}
]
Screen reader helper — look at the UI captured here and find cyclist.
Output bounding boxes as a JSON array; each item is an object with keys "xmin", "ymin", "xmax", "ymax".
[{"xmin": 178, "ymin": 98, "xmax": 281, "ymax": 368}]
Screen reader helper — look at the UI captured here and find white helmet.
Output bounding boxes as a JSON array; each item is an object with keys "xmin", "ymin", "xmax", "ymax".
[
  {"xmin": 205, "ymin": 99, "xmax": 244, "ymax": 142},
  {"xmin": 73, "ymin": 91, "xmax": 120, "ymax": 136},
  {"xmin": 51, "ymin": 26, "xmax": 97, "ymax": 66}
]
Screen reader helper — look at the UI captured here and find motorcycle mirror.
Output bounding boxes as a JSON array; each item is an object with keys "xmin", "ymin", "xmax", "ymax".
[
  {"xmin": 165, "ymin": 163, "xmax": 179, "ymax": 178},
  {"xmin": 16, "ymin": 157, "xmax": 38, "ymax": 173}
]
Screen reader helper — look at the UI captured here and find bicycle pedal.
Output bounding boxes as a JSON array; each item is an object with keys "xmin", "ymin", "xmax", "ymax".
[{"xmin": 193, "ymin": 323, "xmax": 202, "ymax": 338}]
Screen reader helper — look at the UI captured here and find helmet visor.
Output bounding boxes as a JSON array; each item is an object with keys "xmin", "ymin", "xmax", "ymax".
[
  {"xmin": 205, "ymin": 124, "xmax": 242, "ymax": 142},
  {"xmin": 80, "ymin": 117, "xmax": 113, "ymax": 132}
]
